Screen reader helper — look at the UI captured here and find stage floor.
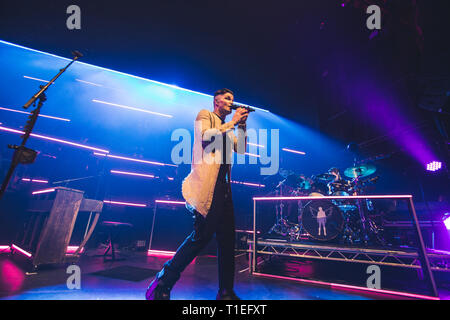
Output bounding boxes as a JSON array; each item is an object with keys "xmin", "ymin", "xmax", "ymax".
[{"xmin": 0, "ymin": 248, "xmax": 448, "ymax": 300}]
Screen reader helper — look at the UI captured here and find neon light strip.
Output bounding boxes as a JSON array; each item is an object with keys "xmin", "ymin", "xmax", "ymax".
[
  {"xmin": 0, "ymin": 245, "xmax": 11, "ymax": 251},
  {"xmin": 11, "ymin": 244, "xmax": 32, "ymax": 258},
  {"xmin": 282, "ymin": 148, "xmax": 306, "ymax": 155},
  {"xmin": 92, "ymin": 99, "xmax": 173, "ymax": 118},
  {"xmin": 66, "ymin": 246, "xmax": 84, "ymax": 254},
  {"xmin": 32, "ymin": 188, "xmax": 55, "ymax": 195},
  {"xmin": 231, "ymin": 180, "xmax": 265, "ymax": 187},
  {"xmin": 245, "ymin": 152, "xmax": 260, "ymax": 158},
  {"xmin": 253, "ymin": 272, "xmax": 440, "ymax": 300},
  {"xmin": 94, "ymin": 152, "xmax": 176, "ymax": 167},
  {"xmin": 75, "ymin": 79, "xmax": 104, "ymax": 87},
  {"xmin": 22, "ymin": 178, "xmax": 49, "ymax": 183},
  {"xmin": 0, "ymin": 125, "xmax": 110, "ymax": 153},
  {"xmin": 253, "ymin": 195, "xmax": 413, "ymax": 201},
  {"xmin": 155, "ymin": 200, "xmax": 186, "ymax": 205},
  {"xmin": 0, "ymin": 107, "xmax": 71, "ymax": 122},
  {"xmin": 0, "ymin": 40, "xmax": 269, "ymax": 113},
  {"xmin": 110, "ymin": 170, "xmax": 155, "ymax": 179},
  {"xmin": 23, "ymin": 75, "xmax": 50, "ymax": 83},
  {"xmin": 103, "ymin": 200, "xmax": 147, "ymax": 207},
  {"xmin": 248, "ymin": 142, "xmax": 265, "ymax": 148},
  {"xmin": 31, "ymin": 179, "xmax": 49, "ymax": 183},
  {"xmin": 147, "ymin": 249, "xmax": 176, "ymax": 257}
]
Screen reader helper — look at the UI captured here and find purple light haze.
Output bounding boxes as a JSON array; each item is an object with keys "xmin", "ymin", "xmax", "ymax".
[{"xmin": 444, "ymin": 214, "xmax": 450, "ymax": 231}]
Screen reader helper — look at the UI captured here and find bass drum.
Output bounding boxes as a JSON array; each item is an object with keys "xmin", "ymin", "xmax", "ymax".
[{"xmin": 300, "ymin": 199, "xmax": 345, "ymax": 241}]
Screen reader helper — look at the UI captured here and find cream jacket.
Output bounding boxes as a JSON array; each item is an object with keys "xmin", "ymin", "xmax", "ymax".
[{"xmin": 182, "ymin": 109, "xmax": 247, "ymax": 217}]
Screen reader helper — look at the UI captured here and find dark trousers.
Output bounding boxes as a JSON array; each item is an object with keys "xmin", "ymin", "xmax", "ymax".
[{"xmin": 159, "ymin": 180, "xmax": 236, "ymax": 291}]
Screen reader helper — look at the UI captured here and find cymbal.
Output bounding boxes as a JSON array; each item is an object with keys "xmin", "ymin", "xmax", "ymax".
[{"xmin": 344, "ymin": 164, "xmax": 376, "ymax": 178}]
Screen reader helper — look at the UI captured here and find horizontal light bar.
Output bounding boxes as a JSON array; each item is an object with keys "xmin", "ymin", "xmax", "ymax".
[
  {"xmin": 75, "ymin": 79, "xmax": 104, "ymax": 87},
  {"xmin": 22, "ymin": 178, "xmax": 49, "ymax": 184},
  {"xmin": 110, "ymin": 170, "xmax": 155, "ymax": 179},
  {"xmin": 11, "ymin": 244, "xmax": 32, "ymax": 258},
  {"xmin": 23, "ymin": 75, "xmax": 50, "ymax": 83},
  {"xmin": 253, "ymin": 195, "xmax": 413, "ymax": 201},
  {"xmin": 0, "ymin": 125, "xmax": 110, "ymax": 153},
  {"xmin": 94, "ymin": 152, "xmax": 176, "ymax": 167},
  {"xmin": 0, "ymin": 106, "xmax": 71, "ymax": 122},
  {"xmin": 155, "ymin": 200, "xmax": 186, "ymax": 205},
  {"xmin": 92, "ymin": 99, "xmax": 173, "ymax": 118},
  {"xmin": 103, "ymin": 200, "xmax": 147, "ymax": 207},
  {"xmin": 248, "ymin": 142, "xmax": 265, "ymax": 148},
  {"xmin": 32, "ymin": 188, "xmax": 56, "ymax": 195},
  {"xmin": 282, "ymin": 148, "xmax": 306, "ymax": 155},
  {"xmin": 0, "ymin": 40, "xmax": 269, "ymax": 113},
  {"xmin": 66, "ymin": 246, "xmax": 85, "ymax": 254},
  {"xmin": 245, "ymin": 152, "xmax": 260, "ymax": 158},
  {"xmin": 231, "ymin": 180, "xmax": 265, "ymax": 187},
  {"xmin": 147, "ymin": 249, "xmax": 176, "ymax": 258},
  {"xmin": 253, "ymin": 272, "xmax": 439, "ymax": 300}
]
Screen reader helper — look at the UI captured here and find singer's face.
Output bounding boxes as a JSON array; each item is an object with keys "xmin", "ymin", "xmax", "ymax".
[{"xmin": 214, "ymin": 92, "xmax": 234, "ymax": 116}]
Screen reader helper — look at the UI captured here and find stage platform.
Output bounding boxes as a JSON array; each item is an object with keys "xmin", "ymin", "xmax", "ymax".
[{"xmin": 0, "ymin": 247, "xmax": 449, "ymax": 300}]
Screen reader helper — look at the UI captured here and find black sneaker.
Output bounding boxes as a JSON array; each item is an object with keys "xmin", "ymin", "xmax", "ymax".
[
  {"xmin": 145, "ymin": 276, "xmax": 171, "ymax": 300},
  {"xmin": 216, "ymin": 289, "xmax": 241, "ymax": 300}
]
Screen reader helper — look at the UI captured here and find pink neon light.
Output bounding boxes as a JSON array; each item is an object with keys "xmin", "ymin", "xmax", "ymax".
[
  {"xmin": 32, "ymin": 188, "xmax": 55, "ymax": 195},
  {"xmin": 0, "ymin": 126, "xmax": 109, "ymax": 153},
  {"xmin": 253, "ymin": 195, "xmax": 413, "ymax": 201},
  {"xmin": 93, "ymin": 152, "xmax": 177, "ymax": 167},
  {"xmin": 0, "ymin": 107, "xmax": 71, "ymax": 122},
  {"xmin": 92, "ymin": 99, "xmax": 173, "ymax": 118},
  {"xmin": 231, "ymin": 180, "xmax": 265, "ymax": 187},
  {"xmin": 168, "ymin": 177, "xmax": 174, "ymax": 181},
  {"xmin": 103, "ymin": 200, "xmax": 147, "ymax": 207},
  {"xmin": 31, "ymin": 179, "xmax": 49, "ymax": 184},
  {"xmin": 253, "ymin": 273, "xmax": 439, "ymax": 300},
  {"xmin": 110, "ymin": 170, "xmax": 155, "ymax": 179},
  {"xmin": 11, "ymin": 244, "xmax": 32, "ymax": 258},
  {"xmin": 147, "ymin": 249, "xmax": 176, "ymax": 257},
  {"xmin": 0, "ymin": 245, "xmax": 11, "ymax": 251},
  {"xmin": 155, "ymin": 200, "xmax": 186, "ymax": 205},
  {"xmin": 282, "ymin": 148, "xmax": 306, "ymax": 155},
  {"xmin": 66, "ymin": 246, "xmax": 84, "ymax": 254},
  {"xmin": 22, "ymin": 178, "xmax": 48, "ymax": 184}
]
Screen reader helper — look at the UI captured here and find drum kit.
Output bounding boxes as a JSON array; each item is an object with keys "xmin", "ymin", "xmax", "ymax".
[{"xmin": 268, "ymin": 164, "xmax": 385, "ymax": 246}]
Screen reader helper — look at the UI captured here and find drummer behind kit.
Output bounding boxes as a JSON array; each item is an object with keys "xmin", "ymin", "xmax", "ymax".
[{"xmin": 268, "ymin": 164, "xmax": 385, "ymax": 246}]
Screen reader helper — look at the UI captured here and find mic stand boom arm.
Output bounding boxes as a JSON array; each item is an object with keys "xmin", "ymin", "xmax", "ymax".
[{"xmin": 0, "ymin": 51, "xmax": 83, "ymax": 200}]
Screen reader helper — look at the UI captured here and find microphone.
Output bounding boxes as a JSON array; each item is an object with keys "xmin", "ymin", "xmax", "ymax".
[{"xmin": 230, "ymin": 103, "xmax": 255, "ymax": 112}]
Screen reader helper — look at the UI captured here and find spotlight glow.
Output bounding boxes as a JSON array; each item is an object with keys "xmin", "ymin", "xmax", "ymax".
[{"xmin": 426, "ymin": 161, "xmax": 442, "ymax": 172}]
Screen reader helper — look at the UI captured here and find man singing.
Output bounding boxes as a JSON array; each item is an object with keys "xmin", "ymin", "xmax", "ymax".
[{"xmin": 146, "ymin": 88, "xmax": 249, "ymax": 300}]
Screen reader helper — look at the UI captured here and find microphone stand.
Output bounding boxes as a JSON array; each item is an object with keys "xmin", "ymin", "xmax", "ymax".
[{"xmin": 0, "ymin": 51, "xmax": 83, "ymax": 201}]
